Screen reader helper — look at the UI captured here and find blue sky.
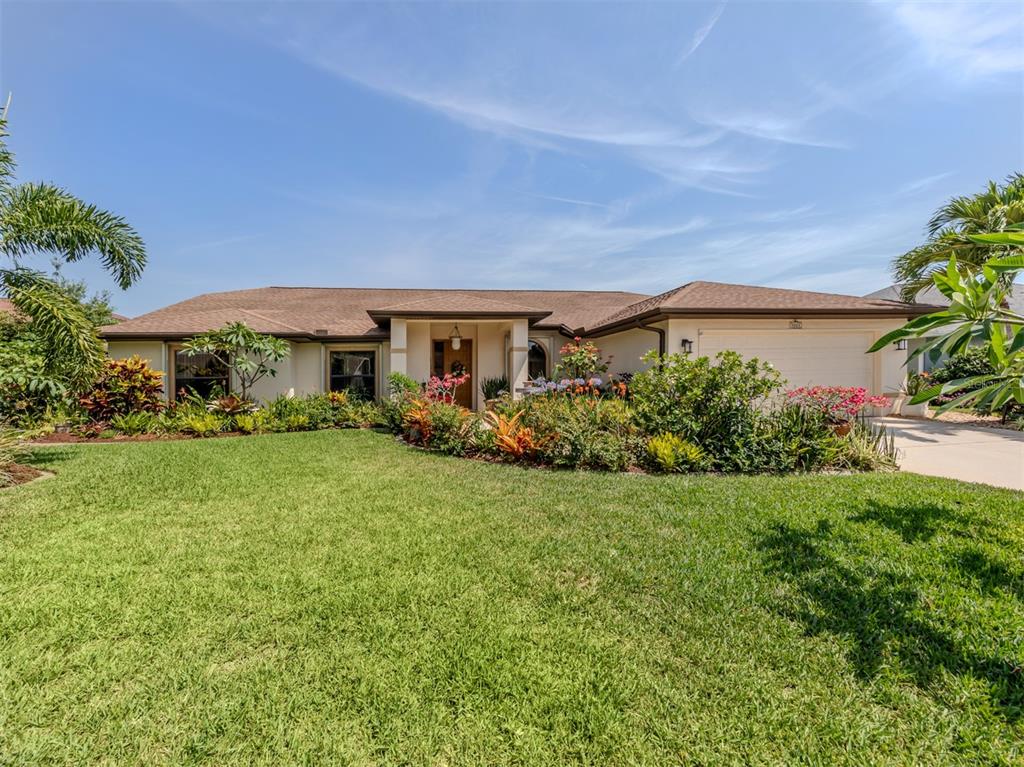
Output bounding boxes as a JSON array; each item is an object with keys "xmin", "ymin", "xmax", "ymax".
[{"xmin": 2, "ymin": 1, "xmax": 1022, "ymax": 316}]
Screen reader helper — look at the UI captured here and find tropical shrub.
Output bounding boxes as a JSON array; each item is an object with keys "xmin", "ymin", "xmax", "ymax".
[
  {"xmin": 401, "ymin": 399, "xmax": 433, "ymax": 445},
  {"xmin": 177, "ymin": 411, "xmax": 223, "ymax": 437},
  {"xmin": 785, "ymin": 387, "xmax": 890, "ymax": 424},
  {"xmin": 645, "ymin": 433, "xmax": 708, "ymax": 473},
  {"xmin": 508, "ymin": 396, "xmax": 637, "ymax": 470},
  {"xmin": 481, "ymin": 375, "xmax": 509, "ymax": 401},
  {"xmin": 387, "ymin": 372, "xmax": 420, "ymax": 397},
  {"xmin": 0, "ymin": 313, "xmax": 70, "ymax": 426},
  {"xmin": 629, "ymin": 350, "xmax": 783, "ymax": 468},
  {"xmin": 422, "ymin": 401, "xmax": 478, "ymax": 456},
  {"xmin": 78, "ymin": 356, "xmax": 164, "ymax": 422},
  {"xmin": 109, "ymin": 411, "xmax": 159, "ymax": 436},
  {"xmin": 900, "ymin": 372, "xmax": 930, "ymax": 397},
  {"xmin": 870, "ymin": 246, "xmax": 1024, "ymax": 415},
  {"xmin": 483, "ymin": 410, "xmax": 538, "ymax": 460},
  {"xmin": 234, "ymin": 410, "xmax": 276, "ymax": 435},
  {"xmin": 181, "ymin": 322, "xmax": 289, "ymax": 401}
]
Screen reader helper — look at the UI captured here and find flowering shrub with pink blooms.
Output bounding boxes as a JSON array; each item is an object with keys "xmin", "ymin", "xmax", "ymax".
[
  {"xmin": 425, "ymin": 372, "xmax": 470, "ymax": 403},
  {"xmin": 786, "ymin": 386, "xmax": 890, "ymax": 422}
]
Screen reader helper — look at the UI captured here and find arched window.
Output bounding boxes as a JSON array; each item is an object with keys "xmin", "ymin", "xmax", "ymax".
[{"xmin": 528, "ymin": 340, "xmax": 547, "ymax": 380}]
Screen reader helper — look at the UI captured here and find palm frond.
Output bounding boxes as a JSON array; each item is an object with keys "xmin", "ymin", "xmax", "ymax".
[
  {"xmin": 0, "ymin": 182, "xmax": 146, "ymax": 288},
  {"xmin": 1, "ymin": 268, "xmax": 104, "ymax": 386},
  {"xmin": 0, "ymin": 118, "xmax": 15, "ymax": 197}
]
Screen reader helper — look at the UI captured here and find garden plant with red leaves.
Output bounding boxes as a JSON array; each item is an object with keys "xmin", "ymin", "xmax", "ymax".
[
  {"xmin": 425, "ymin": 372, "xmax": 470, "ymax": 404},
  {"xmin": 786, "ymin": 386, "xmax": 890, "ymax": 423}
]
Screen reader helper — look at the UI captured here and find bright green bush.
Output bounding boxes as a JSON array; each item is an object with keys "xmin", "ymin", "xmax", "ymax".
[
  {"xmin": 646, "ymin": 433, "xmax": 708, "ymax": 473},
  {"xmin": 505, "ymin": 396, "xmax": 638, "ymax": 471},
  {"xmin": 421, "ymin": 401, "xmax": 478, "ymax": 456},
  {"xmin": 177, "ymin": 412, "xmax": 223, "ymax": 437},
  {"xmin": 110, "ymin": 411, "xmax": 159, "ymax": 436},
  {"xmin": 629, "ymin": 351, "xmax": 783, "ymax": 470}
]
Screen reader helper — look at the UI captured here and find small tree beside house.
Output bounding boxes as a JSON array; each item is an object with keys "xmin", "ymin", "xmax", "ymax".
[{"xmin": 181, "ymin": 322, "xmax": 289, "ymax": 401}]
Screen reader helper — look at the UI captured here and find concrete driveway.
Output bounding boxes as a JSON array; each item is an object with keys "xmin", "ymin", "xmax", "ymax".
[{"xmin": 876, "ymin": 417, "xmax": 1024, "ymax": 491}]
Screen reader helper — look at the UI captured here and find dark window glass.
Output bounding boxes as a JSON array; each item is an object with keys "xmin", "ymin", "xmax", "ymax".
[
  {"xmin": 528, "ymin": 340, "xmax": 547, "ymax": 380},
  {"xmin": 174, "ymin": 351, "xmax": 229, "ymax": 400},
  {"xmin": 330, "ymin": 351, "xmax": 376, "ymax": 400},
  {"xmin": 433, "ymin": 341, "xmax": 445, "ymax": 377}
]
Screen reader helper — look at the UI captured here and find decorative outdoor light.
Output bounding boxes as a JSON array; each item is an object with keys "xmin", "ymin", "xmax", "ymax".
[
  {"xmin": 449, "ymin": 324, "xmax": 462, "ymax": 350},
  {"xmin": 789, "ymin": 319, "xmax": 803, "ymax": 330},
  {"xmin": 895, "ymin": 339, "xmax": 908, "ymax": 351},
  {"xmin": 680, "ymin": 338, "xmax": 693, "ymax": 354}
]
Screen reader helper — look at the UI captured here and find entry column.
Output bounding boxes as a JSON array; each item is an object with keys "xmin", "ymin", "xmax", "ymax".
[{"xmin": 510, "ymin": 319, "xmax": 529, "ymax": 399}]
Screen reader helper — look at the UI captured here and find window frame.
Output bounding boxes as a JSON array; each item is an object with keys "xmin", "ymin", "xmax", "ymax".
[
  {"xmin": 325, "ymin": 345, "xmax": 381, "ymax": 400},
  {"xmin": 168, "ymin": 344, "xmax": 231, "ymax": 401}
]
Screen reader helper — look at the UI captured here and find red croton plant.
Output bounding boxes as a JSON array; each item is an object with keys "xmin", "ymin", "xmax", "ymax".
[{"xmin": 78, "ymin": 356, "xmax": 164, "ymax": 422}]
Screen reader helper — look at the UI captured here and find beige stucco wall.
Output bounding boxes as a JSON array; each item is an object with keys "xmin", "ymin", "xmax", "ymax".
[
  {"xmin": 666, "ymin": 317, "xmax": 909, "ymax": 395},
  {"xmin": 106, "ymin": 340, "xmax": 168, "ymax": 396},
  {"xmin": 105, "ymin": 314, "xmax": 911, "ymax": 404},
  {"xmin": 594, "ymin": 325, "xmax": 665, "ymax": 377}
]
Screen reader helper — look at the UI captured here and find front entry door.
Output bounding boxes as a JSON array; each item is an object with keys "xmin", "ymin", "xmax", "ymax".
[{"xmin": 437, "ymin": 339, "xmax": 473, "ymax": 408}]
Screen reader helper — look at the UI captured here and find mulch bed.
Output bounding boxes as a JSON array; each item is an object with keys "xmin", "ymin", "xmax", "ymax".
[{"xmin": 4, "ymin": 463, "xmax": 44, "ymax": 486}]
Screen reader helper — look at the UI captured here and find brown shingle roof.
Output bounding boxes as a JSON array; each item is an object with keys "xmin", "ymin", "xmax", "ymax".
[
  {"xmin": 588, "ymin": 280, "xmax": 928, "ymax": 332},
  {"xmin": 102, "ymin": 281, "xmax": 928, "ymax": 340},
  {"xmin": 101, "ymin": 287, "xmax": 649, "ymax": 339},
  {"xmin": 367, "ymin": 293, "xmax": 551, "ymax": 319}
]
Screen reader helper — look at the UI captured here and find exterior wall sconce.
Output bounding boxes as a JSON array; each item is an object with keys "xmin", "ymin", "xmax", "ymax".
[
  {"xmin": 449, "ymin": 324, "xmax": 462, "ymax": 350},
  {"xmin": 789, "ymin": 319, "xmax": 803, "ymax": 330},
  {"xmin": 680, "ymin": 338, "xmax": 693, "ymax": 354},
  {"xmin": 895, "ymin": 339, "xmax": 908, "ymax": 351}
]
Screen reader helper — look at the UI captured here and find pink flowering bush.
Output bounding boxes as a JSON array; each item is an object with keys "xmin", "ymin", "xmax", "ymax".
[
  {"xmin": 786, "ymin": 386, "xmax": 890, "ymax": 422},
  {"xmin": 425, "ymin": 372, "xmax": 470, "ymax": 404}
]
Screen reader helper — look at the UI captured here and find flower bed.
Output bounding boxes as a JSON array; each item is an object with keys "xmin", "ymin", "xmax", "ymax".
[{"xmin": 13, "ymin": 347, "xmax": 899, "ymax": 475}]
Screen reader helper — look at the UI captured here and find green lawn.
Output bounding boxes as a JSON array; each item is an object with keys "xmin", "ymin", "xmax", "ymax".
[{"xmin": 2, "ymin": 431, "xmax": 1022, "ymax": 765}]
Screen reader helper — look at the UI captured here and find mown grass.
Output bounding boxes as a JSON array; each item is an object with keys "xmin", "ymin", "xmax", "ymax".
[{"xmin": 1, "ymin": 430, "xmax": 1022, "ymax": 765}]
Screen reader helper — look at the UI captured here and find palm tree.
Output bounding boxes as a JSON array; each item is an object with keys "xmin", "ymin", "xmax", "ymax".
[
  {"xmin": 0, "ymin": 117, "xmax": 146, "ymax": 386},
  {"xmin": 892, "ymin": 173, "xmax": 1024, "ymax": 302}
]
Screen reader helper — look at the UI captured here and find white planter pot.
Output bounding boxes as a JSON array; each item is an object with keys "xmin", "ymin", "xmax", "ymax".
[{"xmin": 901, "ymin": 401, "xmax": 932, "ymax": 418}]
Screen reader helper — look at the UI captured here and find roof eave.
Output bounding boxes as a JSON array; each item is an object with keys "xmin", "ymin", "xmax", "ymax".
[
  {"xmin": 366, "ymin": 309, "xmax": 552, "ymax": 322},
  {"xmin": 584, "ymin": 306, "xmax": 933, "ymax": 337}
]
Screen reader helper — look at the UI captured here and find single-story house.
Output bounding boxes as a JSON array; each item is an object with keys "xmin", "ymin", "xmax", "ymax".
[{"xmin": 101, "ymin": 281, "xmax": 931, "ymax": 409}]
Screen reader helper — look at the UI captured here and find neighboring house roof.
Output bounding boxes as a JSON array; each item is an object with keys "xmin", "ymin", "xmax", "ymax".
[
  {"xmin": 101, "ymin": 287, "xmax": 650, "ymax": 339},
  {"xmin": 587, "ymin": 281, "xmax": 929, "ymax": 335},
  {"xmin": 101, "ymin": 281, "xmax": 928, "ymax": 341},
  {"xmin": 866, "ymin": 283, "xmax": 1024, "ymax": 314}
]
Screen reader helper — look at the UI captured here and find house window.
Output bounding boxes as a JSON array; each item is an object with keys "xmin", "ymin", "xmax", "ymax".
[
  {"xmin": 528, "ymin": 340, "xmax": 547, "ymax": 380},
  {"xmin": 173, "ymin": 349, "xmax": 229, "ymax": 400},
  {"xmin": 329, "ymin": 350, "xmax": 376, "ymax": 400}
]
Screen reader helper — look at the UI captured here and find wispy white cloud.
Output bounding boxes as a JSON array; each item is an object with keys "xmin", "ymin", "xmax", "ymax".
[
  {"xmin": 531, "ymin": 194, "xmax": 611, "ymax": 209},
  {"xmin": 896, "ymin": 171, "xmax": 954, "ymax": 197},
  {"xmin": 883, "ymin": 2, "xmax": 1024, "ymax": 79},
  {"xmin": 674, "ymin": 3, "xmax": 726, "ymax": 67}
]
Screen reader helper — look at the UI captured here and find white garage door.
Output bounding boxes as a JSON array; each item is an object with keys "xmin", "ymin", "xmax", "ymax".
[{"xmin": 697, "ymin": 330, "xmax": 875, "ymax": 390}]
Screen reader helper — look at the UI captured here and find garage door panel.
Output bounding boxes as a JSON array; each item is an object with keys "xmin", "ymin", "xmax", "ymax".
[{"xmin": 698, "ymin": 331, "xmax": 874, "ymax": 390}]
